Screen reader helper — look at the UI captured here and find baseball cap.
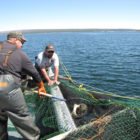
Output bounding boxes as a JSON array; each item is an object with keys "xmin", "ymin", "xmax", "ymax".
[
  {"xmin": 46, "ymin": 44, "xmax": 54, "ymax": 51},
  {"xmin": 7, "ymin": 31, "xmax": 27, "ymax": 42}
]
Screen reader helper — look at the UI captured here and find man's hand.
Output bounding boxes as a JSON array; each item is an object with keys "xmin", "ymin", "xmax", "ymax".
[
  {"xmin": 53, "ymin": 80, "xmax": 60, "ymax": 85},
  {"xmin": 47, "ymin": 80, "xmax": 60, "ymax": 86},
  {"xmin": 48, "ymin": 80, "xmax": 54, "ymax": 86},
  {"xmin": 37, "ymin": 81, "xmax": 46, "ymax": 98}
]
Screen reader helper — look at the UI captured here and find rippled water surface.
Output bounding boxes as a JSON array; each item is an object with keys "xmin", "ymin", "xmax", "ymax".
[{"xmin": 0, "ymin": 31, "xmax": 140, "ymax": 96}]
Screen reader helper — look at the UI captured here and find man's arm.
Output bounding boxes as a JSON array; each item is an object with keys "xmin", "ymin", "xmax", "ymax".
[
  {"xmin": 40, "ymin": 66, "xmax": 54, "ymax": 85},
  {"xmin": 54, "ymin": 66, "xmax": 59, "ymax": 84},
  {"xmin": 52, "ymin": 53, "xmax": 59, "ymax": 84},
  {"xmin": 21, "ymin": 51, "xmax": 47, "ymax": 97},
  {"xmin": 21, "ymin": 52, "xmax": 41, "ymax": 83}
]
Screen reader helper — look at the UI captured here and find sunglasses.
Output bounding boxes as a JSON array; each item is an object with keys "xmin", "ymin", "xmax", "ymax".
[
  {"xmin": 47, "ymin": 51, "xmax": 54, "ymax": 53},
  {"xmin": 21, "ymin": 40, "xmax": 25, "ymax": 45},
  {"xmin": 18, "ymin": 39, "xmax": 24, "ymax": 45}
]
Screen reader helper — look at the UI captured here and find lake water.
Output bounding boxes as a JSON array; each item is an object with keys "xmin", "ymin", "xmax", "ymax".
[{"xmin": 0, "ymin": 31, "xmax": 140, "ymax": 97}]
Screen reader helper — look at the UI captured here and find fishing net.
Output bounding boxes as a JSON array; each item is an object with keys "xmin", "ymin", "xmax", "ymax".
[{"xmin": 23, "ymin": 79, "xmax": 140, "ymax": 140}]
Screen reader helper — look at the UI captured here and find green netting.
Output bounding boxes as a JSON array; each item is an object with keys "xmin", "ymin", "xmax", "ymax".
[
  {"xmin": 24, "ymin": 79, "xmax": 140, "ymax": 140},
  {"xmin": 62, "ymin": 107, "xmax": 140, "ymax": 140},
  {"xmin": 24, "ymin": 86, "xmax": 60, "ymax": 139}
]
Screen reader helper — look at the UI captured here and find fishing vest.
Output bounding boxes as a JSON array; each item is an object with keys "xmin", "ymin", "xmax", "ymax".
[
  {"xmin": 0, "ymin": 42, "xmax": 18, "ymax": 75},
  {"xmin": 0, "ymin": 42, "xmax": 18, "ymax": 90}
]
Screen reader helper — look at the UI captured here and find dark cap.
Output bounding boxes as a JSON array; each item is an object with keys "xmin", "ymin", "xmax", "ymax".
[
  {"xmin": 46, "ymin": 44, "xmax": 54, "ymax": 51},
  {"xmin": 7, "ymin": 31, "xmax": 27, "ymax": 42}
]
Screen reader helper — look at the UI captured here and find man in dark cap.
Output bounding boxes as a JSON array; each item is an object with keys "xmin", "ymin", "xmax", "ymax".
[
  {"xmin": 7, "ymin": 31, "xmax": 27, "ymax": 43},
  {"xmin": 0, "ymin": 31, "xmax": 46, "ymax": 140},
  {"xmin": 35, "ymin": 44, "xmax": 59, "ymax": 85}
]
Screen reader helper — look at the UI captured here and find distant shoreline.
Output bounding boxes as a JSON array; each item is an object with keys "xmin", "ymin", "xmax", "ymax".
[{"xmin": 0, "ymin": 28, "xmax": 140, "ymax": 34}]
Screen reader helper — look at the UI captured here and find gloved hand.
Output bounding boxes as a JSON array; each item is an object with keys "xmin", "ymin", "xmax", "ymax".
[{"xmin": 37, "ymin": 81, "xmax": 46, "ymax": 98}]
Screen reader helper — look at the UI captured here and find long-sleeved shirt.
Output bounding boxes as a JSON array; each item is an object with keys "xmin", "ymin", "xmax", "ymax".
[{"xmin": 0, "ymin": 40, "xmax": 41, "ymax": 85}]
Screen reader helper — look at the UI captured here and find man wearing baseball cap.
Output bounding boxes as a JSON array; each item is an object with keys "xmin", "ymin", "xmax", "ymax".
[
  {"xmin": 35, "ymin": 44, "xmax": 60, "ymax": 86},
  {"xmin": 0, "ymin": 31, "xmax": 46, "ymax": 140},
  {"xmin": 7, "ymin": 31, "xmax": 27, "ymax": 42}
]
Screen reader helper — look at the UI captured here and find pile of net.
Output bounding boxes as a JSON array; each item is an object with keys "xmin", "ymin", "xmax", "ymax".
[{"xmin": 23, "ymin": 79, "xmax": 140, "ymax": 140}]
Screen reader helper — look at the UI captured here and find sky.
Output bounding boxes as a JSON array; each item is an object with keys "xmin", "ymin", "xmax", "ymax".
[{"xmin": 0, "ymin": 0, "xmax": 140, "ymax": 31}]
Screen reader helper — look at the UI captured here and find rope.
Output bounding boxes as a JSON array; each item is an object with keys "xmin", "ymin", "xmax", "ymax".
[
  {"xmin": 59, "ymin": 57, "xmax": 72, "ymax": 80},
  {"xmin": 78, "ymin": 83, "xmax": 140, "ymax": 101},
  {"xmin": 79, "ymin": 116, "xmax": 112, "ymax": 140},
  {"xmin": 59, "ymin": 58, "xmax": 140, "ymax": 101},
  {"xmin": 78, "ymin": 84, "xmax": 98, "ymax": 101}
]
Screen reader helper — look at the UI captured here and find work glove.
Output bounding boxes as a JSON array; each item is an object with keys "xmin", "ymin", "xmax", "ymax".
[{"xmin": 37, "ymin": 81, "xmax": 46, "ymax": 98}]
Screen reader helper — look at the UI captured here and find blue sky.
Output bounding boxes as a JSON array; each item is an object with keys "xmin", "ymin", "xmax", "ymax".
[{"xmin": 0, "ymin": 0, "xmax": 140, "ymax": 31}]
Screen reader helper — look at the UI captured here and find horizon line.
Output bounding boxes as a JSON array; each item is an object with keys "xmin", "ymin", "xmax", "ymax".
[{"xmin": 0, "ymin": 28, "xmax": 140, "ymax": 34}]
